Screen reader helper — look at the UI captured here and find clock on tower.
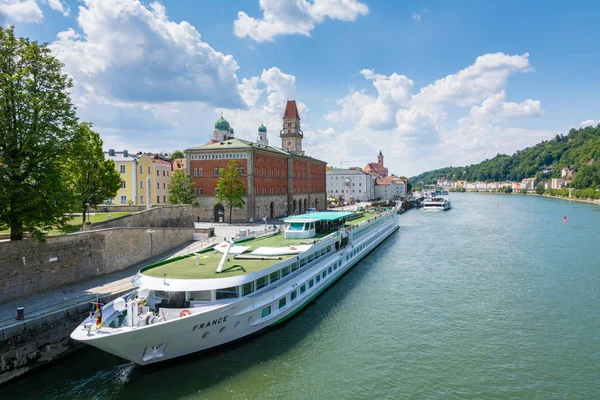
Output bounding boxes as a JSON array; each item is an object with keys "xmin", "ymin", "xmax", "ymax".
[{"xmin": 280, "ymin": 100, "xmax": 304, "ymax": 155}]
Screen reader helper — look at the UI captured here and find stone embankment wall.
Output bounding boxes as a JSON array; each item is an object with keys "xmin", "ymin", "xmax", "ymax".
[
  {"xmin": 91, "ymin": 204, "xmax": 195, "ymax": 230},
  {"xmin": 0, "ymin": 290, "xmax": 128, "ymax": 386},
  {"xmin": 0, "ymin": 227, "xmax": 196, "ymax": 303}
]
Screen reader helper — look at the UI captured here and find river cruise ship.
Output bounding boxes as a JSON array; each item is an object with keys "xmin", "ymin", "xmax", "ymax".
[
  {"xmin": 71, "ymin": 206, "xmax": 400, "ymax": 365},
  {"xmin": 423, "ymin": 197, "xmax": 452, "ymax": 211}
]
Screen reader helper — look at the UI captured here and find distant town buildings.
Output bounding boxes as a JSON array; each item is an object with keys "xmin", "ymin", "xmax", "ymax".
[
  {"xmin": 363, "ymin": 151, "xmax": 388, "ymax": 179},
  {"xmin": 374, "ymin": 176, "xmax": 406, "ymax": 200},
  {"xmin": 184, "ymin": 100, "xmax": 326, "ymax": 222}
]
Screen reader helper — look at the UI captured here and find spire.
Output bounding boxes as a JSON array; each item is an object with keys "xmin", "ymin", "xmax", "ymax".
[
  {"xmin": 378, "ymin": 150, "xmax": 383, "ymax": 156},
  {"xmin": 283, "ymin": 100, "xmax": 300, "ymax": 120}
]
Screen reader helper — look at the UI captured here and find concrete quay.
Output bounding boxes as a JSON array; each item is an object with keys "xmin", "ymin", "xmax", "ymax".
[{"xmin": 0, "ymin": 237, "xmax": 217, "ymax": 386}]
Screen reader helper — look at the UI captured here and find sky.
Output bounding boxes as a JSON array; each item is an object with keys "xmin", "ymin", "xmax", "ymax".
[{"xmin": 1, "ymin": 0, "xmax": 599, "ymax": 176}]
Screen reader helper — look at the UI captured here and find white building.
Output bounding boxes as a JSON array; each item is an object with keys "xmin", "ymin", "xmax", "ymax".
[
  {"xmin": 327, "ymin": 169, "xmax": 375, "ymax": 202},
  {"xmin": 374, "ymin": 177, "xmax": 406, "ymax": 200}
]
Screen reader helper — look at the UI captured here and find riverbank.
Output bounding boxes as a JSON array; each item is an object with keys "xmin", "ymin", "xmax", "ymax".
[{"xmin": 452, "ymin": 190, "xmax": 600, "ymax": 206}]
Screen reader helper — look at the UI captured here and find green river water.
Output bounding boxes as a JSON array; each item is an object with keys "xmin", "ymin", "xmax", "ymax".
[{"xmin": 2, "ymin": 193, "xmax": 599, "ymax": 399}]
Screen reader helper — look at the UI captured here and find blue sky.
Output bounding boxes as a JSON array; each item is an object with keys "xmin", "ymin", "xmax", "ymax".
[{"xmin": 1, "ymin": 0, "xmax": 599, "ymax": 176}]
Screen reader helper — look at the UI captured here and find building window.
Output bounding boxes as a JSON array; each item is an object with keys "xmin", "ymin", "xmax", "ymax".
[
  {"xmin": 140, "ymin": 181, "xmax": 144, "ymax": 189},
  {"xmin": 148, "ymin": 166, "xmax": 151, "ymax": 174},
  {"xmin": 163, "ymin": 183, "xmax": 166, "ymax": 189},
  {"xmin": 193, "ymin": 168, "xmax": 198, "ymax": 177},
  {"xmin": 163, "ymin": 171, "xmax": 166, "ymax": 176},
  {"xmin": 157, "ymin": 195, "xmax": 160, "ymax": 203},
  {"xmin": 240, "ymin": 166, "xmax": 245, "ymax": 175},
  {"xmin": 156, "ymin": 170, "xmax": 159, "ymax": 176},
  {"xmin": 261, "ymin": 305, "xmax": 271, "ymax": 318},
  {"xmin": 242, "ymin": 282, "xmax": 254, "ymax": 296},
  {"xmin": 198, "ymin": 168, "xmax": 202, "ymax": 176},
  {"xmin": 157, "ymin": 182, "xmax": 159, "ymax": 189},
  {"xmin": 163, "ymin": 195, "xmax": 166, "ymax": 203},
  {"xmin": 194, "ymin": 187, "xmax": 198, "ymax": 195},
  {"xmin": 140, "ymin": 165, "xmax": 143, "ymax": 174},
  {"xmin": 291, "ymin": 290, "xmax": 297, "ymax": 301},
  {"xmin": 199, "ymin": 187, "xmax": 203, "ymax": 195},
  {"xmin": 120, "ymin": 195, "xmax": 127, "ymax": 204},
  {"xmin": 120, "ymin": 165, "xmax": 126, "ymax": 174},
  {"xmin": 214, "ymin": 167, "xmax": 219, "ymax": 176},
  {"xmin": 278, "ymin": 297, "xmax": 287, "ymax": 309},
  {"xmin": 121, "ymin": 180, "xmax": 126, "ymax": 189},
  {"xmin": 140, "ymin": 195, "xmax": 144, "ymax": 204}
]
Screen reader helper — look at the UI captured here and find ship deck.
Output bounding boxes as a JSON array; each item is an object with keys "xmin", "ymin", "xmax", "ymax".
[{"xmin": 140, "ymin": 232, "xmax": 329, "ymax": 280}]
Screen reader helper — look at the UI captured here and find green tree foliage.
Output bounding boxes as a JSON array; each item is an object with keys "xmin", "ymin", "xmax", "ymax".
[
  {"xmin": 215, "ymin": 160, "xmax": 246, "ymax": 223},
  {"xmin": 411, "ymin": 124, "xmax": 600, "ymax": 189},
  {"xmin": 168, "ymin": 170, "xmax": 198, "ymax": 205},
  {"xmin": 535, "ymin": 182, "xmax": 545, "ymax": 195},
  {"xmin": 502, "ymin": 186, "xmax": 513, "ymax": 193},
  {"xmin": 0, "ymin": 27, "xmax": 78, "ymax": 240},
  {"xmin": 69, "ymin": 123, "xmax": 121, "ymax": 224},
  {"xmin": 171, "ymin": 150, "xmax": 184, "ymax": 159},
  {"xmin": 399, "ymin": 176, "xmax": 412, "ymax": 192}
]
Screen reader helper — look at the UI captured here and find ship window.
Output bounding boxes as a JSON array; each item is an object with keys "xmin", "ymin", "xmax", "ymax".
[
  {"xmin": 261, "ymin": 306, "xmax": 271, "ymax": 318},
  {"xmin": 333, "ymin": 263, "xmax": 338, "ymax": 270},
  {"xmin": 307, "ymin": 254, "xmax": 314, "ymax": 263},
  {"xmin": 291, "ymin": 290, "xmax": 297, "ymax": 301},
  {"xmin": 270, "ymin": 270, "xmax": 280, "ymax": 283},
  {"xmin": 328, "ymin": 266, "xmax": 332, "ymax": 274},
  {"xmin": 154, "ymin": 290, "xmax": 169, "ymax": 299},
  {"xmin": 278, "ymin": 297, "xmax": 287, "ymax": 309},
  {"xmin": 235, "ymin": 321, "xmax": 241, "ymax": 328},
  {"xmin": 316, "ymin": 275, "xmax": 321, "ymax": 283},
  {"xmin": 321, "ymin": 249, "xmax": 326, "ymax": 257},
  {"xmin": 242, "ymin": 282, "xmax": 254, "ymax": 296},
  {"xmin": 256, "ymin": 276, "xmax": 268, "ymax": 290},
  {"xmin": 202, "ymin": 332, "xmax": 210, "ymax": 338},
  {"xmin": 322, "ymin": 271, "xmax": 326, "ymax": 279},
  {"xmin": 281, "ymin": 266, "xmax": 290, "ymax": 277},
  {"xmin": 187, "ymin": 290, "xmax": 211, "ymax": 301},
  {"xmin": 290, "ymin": 262, "xmax": 299, "ymax": 272},
  {"xmin": 300, "ymin": 258, "xmax": 307, "ymax": 267},
  {"xmin": 309, "ymin": 279, "xmax": 314, "ymax": 288},
  {"xmin": 216, "ymin": 286, "xmax": 239, "ymax": 300},
  {"xmin": 300, "ymin": 284, "xmax": 306, "ymax": 294}
]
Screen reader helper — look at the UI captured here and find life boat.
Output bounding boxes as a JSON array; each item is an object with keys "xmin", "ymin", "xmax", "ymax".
[{"xmin": 180, "ymin": 310, "xmax": 192, "ymax": 317}]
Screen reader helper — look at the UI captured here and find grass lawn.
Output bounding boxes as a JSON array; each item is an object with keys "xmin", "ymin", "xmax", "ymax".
[
  {"xmin": 346, "ymin": 212, "xmax": 379, "ymax": 225},
  {"xmin": 0, "ymin": 212, "xmax": 132, "ymax": 236},
  {"xmin": 142, "ymin": 232, "xmax": 330, "ymax": 280}
]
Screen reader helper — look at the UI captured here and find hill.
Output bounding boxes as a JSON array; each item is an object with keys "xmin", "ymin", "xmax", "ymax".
[{"xmin": 411, "ymin": 124, "xmax": 600, "ymax": 189}]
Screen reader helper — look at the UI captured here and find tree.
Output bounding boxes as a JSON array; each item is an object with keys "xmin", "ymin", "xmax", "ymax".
[
  {"xmin": 171, "ymin": 150, "xmax": 184, "ymax": 159},
  {"xmin": 168, "ymin": 170, "xmax": 198, "ymax": 205},
  {"xmin": 400, "ymin": 176, "xmax": 413, "ymax": 192},
  {"xmin": 69, "ymin": 123, "xmax": 121, "ymax": 224},
  {"xmin": 215, "ymin": 160, "xmax": 246, "ymax": 224},
  {"xmin": 535, "ymin": 182, "xmax": 545, "ymax": 195},
  {"xmin": 0, "ymin": 27, "xmax": 78, "ymax": 241}
]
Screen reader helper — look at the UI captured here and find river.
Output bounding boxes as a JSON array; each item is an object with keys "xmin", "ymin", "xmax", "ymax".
[{"xmin": 2, "ymin": 193, "xmax": 599, "ymax": 399}]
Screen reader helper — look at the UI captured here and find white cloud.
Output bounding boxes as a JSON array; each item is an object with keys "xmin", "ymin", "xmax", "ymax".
[
  {"xmin": 412, "ymin": 8, "xmax": 428, "ymax": 22},
  {"xmin": 580, "ymin": 119, "xmax": 600, "ymax": 128},
  {"xmin": 50, "ymin": 0, "xmax": 245, "ymax": 108},
  {"xmin": 323, "ymin": 52, "xmax": 546, "ymax": 175},
  {"xmin": 234, "ymin": 0, "xmax": 368, "ymax": 42},
  {"xmin": 0, "ymin": 0, "xmax": 42, "ymax": 24},
  {"xmin": 42, "ymin": 0, "xmax": 69, "ymax": 16}
]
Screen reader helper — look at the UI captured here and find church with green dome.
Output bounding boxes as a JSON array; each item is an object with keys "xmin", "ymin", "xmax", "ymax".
[{"xmin": 212, "ymin": 114, "xmax": 235, "ymax": 142}]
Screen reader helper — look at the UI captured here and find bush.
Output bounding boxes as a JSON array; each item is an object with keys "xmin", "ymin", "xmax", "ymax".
[
  {"xmin": 573, "ymin": 188, "xmax": 600, "ymax": 200},
  {"xmin": 546, "ymin": 188, "xmax": 570, "ymax": 197}
]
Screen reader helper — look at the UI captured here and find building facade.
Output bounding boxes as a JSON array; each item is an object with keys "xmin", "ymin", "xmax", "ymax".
[
  {"xmin": 363, "ymin": 151, "xmax": 389, "ymax": 178},
  {"xmin": 104, "ymin": 149, "xmax": 138, "ymax": 205},
  {"xmin": 185, "ymin": 101, "xmax": 327, "ymax": 222},
  {"xmin": 374, "ymin": 177, "xmax": 406, "ymax": 200},
  {"xmin": 326, "ymin": 169, "xmax": 375, "ymax": 202}
]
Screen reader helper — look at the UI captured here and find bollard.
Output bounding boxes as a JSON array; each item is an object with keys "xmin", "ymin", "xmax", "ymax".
[{"xmin": 16, "ymin": 307, "xmax": 25, "ymax": 320}]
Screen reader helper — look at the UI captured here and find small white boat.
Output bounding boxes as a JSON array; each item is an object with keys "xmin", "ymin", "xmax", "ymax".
[{"xmin": 423, "ymin": 197, "xmax": 451, "ymax": 211}]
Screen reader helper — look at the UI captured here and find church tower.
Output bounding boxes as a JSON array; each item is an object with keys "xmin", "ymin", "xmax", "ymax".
[
  {"xmin": 257, "ymin": 124, "xmax": 268, "ymax": 146},
  {"xmin": 280, "ymin": 100, "xmax": 303, "ymax": 155},
  {"xmin": 213, "ymin": 114, "xmax": 234, "ymax": 142},
  {"xmin": 378, "ymin": 150, "xmax": 384, "ymax": 165}
]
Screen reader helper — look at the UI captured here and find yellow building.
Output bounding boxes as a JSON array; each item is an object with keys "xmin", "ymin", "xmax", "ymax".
[
  {"xmin": 104, "ymin": 149, "xmax": 138, "ymax": 204},
  {"xmin": 152, "ymin": 158, "xmax": 172, "ymax": 205},
  {"xmin": 137, "ymin": 154, "xmax": 153, "ymax": 205}
]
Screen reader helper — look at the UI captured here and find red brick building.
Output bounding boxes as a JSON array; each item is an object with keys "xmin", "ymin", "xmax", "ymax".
[{"xmin": 185, "ymin": 101, "xmax": 327, "ymax": 222}]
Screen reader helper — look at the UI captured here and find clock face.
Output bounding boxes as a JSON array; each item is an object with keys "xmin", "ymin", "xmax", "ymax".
[{"xmin": 286, "ymin": 140, "xmax": 293, "ymax": 148}]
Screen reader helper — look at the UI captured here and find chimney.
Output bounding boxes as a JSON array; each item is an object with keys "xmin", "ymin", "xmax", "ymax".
[
  {"xmin": 108, "ymin": 149, "xmax": 115, "ymax": 156},
  {"xmin": 124, "ymin": 150, "xmax": 129, "ymax": 157}
]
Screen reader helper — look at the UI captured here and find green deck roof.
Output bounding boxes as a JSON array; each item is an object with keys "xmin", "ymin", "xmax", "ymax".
[
  {"xmin": 286, "ymin": 211, "xmax": 356, "ymax": 222},
  {"xmin": 141, "ymin": 232, "xmax": 328, "ymax": 280}
]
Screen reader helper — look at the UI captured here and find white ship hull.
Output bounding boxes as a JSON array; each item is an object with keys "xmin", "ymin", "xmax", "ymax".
[{"xmin": 72, "ymin": 213, "xmax": 399, "ymax": 365}]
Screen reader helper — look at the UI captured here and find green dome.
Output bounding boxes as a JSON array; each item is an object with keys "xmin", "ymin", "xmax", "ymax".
[
  {"xmin": 215, "ymin": 116, "xmax": 230, "ymax": 131},
  {"xmin": 258, "ymin": 124, "xmax": 267, "ymax": 133},
  {"xmin": 229, "ymin": 127, "xmax": 234, "ymax": 134}
]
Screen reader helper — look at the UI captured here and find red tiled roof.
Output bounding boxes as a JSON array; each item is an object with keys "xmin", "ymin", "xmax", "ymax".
[
  {"xmin": 283, "ymin": 100, "xmax": 300, "ymax": 120},
  {"xmin": 363, "ymin": 162, "xmax": 388, "ymax": 173}
]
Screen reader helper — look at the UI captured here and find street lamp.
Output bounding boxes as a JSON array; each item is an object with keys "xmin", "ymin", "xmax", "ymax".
[{"xmin": 147, "ymin": 229, "xmax": 155, "ymax": 257}]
